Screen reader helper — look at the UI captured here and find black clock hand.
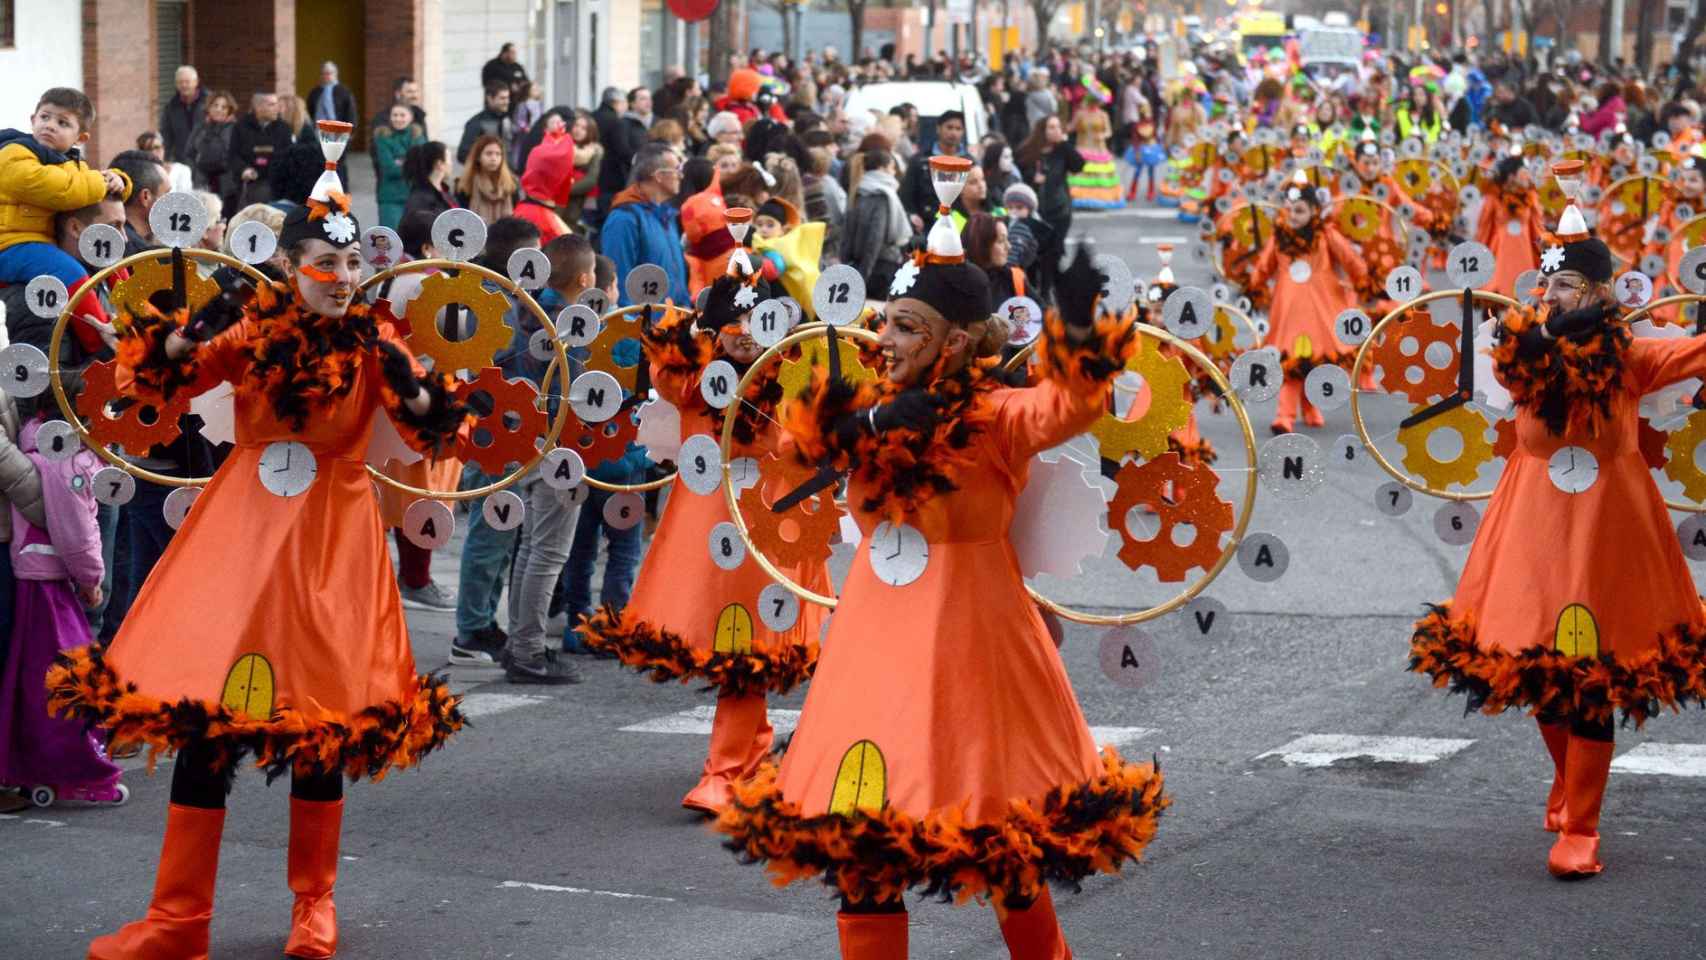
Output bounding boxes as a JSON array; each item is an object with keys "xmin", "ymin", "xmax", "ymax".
[
  {"xmin": 1399, "ymin": 392, "xmax": 1469, "ymax": 430},
  {"xmin": 773, "ymin": 463, "xmax": 840, "ymax": 513},
  {"xmin": 1458, "ymin": 287, "xmax": 1475, "ymax": 397}
]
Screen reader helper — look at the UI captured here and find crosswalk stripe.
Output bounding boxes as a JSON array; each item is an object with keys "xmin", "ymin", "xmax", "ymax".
[
  {"xmin": 621, "ymin": 708, "xmax": 1155, "ymax": 749},
  {"xmin": 458, "ymin": 692, "xmax": 551, "ymax": 719},
  {"xmin": 1610, "ymin": 742, "xmax": 1706, "ymax": 778},
  {"xmin": 1257, "ymin": 734, "xmax": 1476, "ymax": 768}
]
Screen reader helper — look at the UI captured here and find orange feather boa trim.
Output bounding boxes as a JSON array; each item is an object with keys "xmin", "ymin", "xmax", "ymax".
[{"xmin": 577, "ymin": 606, "xmax": 818, "ymax": 697}]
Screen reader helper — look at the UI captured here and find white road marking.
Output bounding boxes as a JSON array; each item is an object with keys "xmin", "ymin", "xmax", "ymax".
[
  {"xmin": 1257, "ymin": 734, "xmax": 1476, "ymax": 768},
  {"xmin": 498, "ymin": 880, "xmax": 675, "ymax": 902},
  {"xmin": 622, "ymin": 708, "xmax": 1155, "ymax": 750},
  {"xmin": 620, "ymin": 705, "xmax": 800, "ymax": 735},
  {"xmin": 1611, "ymin": 742, "xmax": 1706, "ymax": 778},
  {"xmin": 458, "ymin": 692, "xmax": 551, "ymax": 719},
  {"xmin": 1095, "ymin": 207, "xmax": 1182, "ymax": 220},
  {"xmin": 0, "ymin": 813, "xmax": 65, "ymax": 827},
  {"xmin": 1088, "ymin": 726, "xmax": 1158, "ymax": 748}
]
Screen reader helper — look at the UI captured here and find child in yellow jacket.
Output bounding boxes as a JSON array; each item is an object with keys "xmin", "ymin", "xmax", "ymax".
[{"xmin": 0, "ymin": 88, "xmax": 130, "ymax": 321}]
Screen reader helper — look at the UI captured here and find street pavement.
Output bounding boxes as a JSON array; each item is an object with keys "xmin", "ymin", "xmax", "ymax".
[{"xmin": 8, "ymin": 195, "xmax": 1706, "ymax": 959}]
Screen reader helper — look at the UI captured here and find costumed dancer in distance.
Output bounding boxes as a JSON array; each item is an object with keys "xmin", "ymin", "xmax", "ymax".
[
  {"xmin": 1408, "ymin": 168, "xmax": 1706, "ymax": 878},
  {"xmin": 718, "ymin": 160, "xmax": 1166, "ymax": 958},
  {"xmin": 47, "ymin": 120, "xmax": 470, "ymax": 959},
  {"xmin": 1476, "ymin": 148, "xmax": 1546, "ymax": 299},
  {"xmin": 578, "ymin": 209, "xmax": 830, "ymax": 815},
  {"xmin": 1246, "ymin": 170, "xmax": 1365, "ymax": 434}
]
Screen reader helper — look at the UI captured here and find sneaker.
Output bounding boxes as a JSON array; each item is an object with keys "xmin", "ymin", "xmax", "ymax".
[
  {"xmin": 505, "ymin": 653, "xmax": 584, "ymax": 685},
  {"xmin": 451, "ymin": 625, "xmax": 509, "ymax": 666},
  {"xmin": 450, "ymin": 640, "xmax": 497, "ymax": 665},
  {"xmin": 399, "ymin": 581, "xmax": 456, "ymax": 611}
]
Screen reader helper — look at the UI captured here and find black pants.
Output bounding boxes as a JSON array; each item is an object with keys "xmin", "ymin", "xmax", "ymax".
[{"xmin": 169, "ymin": 741, "xmax": 343, "ymax": 809}]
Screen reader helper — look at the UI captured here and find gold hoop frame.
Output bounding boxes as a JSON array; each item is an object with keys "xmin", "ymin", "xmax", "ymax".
[
  {"xmin": 48, "ymin": 249, "xmax": 269, "ymax": 488},
  {"xmin": 1621, "ymin": 293, "xmax": 1706, "ymax": 513},
  {"xmin": 735, "ymin": 323, "xmax": 1260, "ymax": 624},
  {"xmin": 1349, "ymin": 287, "xmax": 1522, "ymax": 503}
]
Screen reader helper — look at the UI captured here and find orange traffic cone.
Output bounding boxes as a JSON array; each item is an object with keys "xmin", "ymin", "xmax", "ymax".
[
  {"xmin": 682, "ymin": 693, "xmax": 774, "ymax": 814},
  {"xmin": 997, "ymin": 888, "xmax": 1073, "ymax": 960},
  {"xmin": 836, "ymin": 910, "xmax": 908, "ymax": 960},
  {"xmin": 1548, "ymin": 735, "xmax": 1615, "ymax": 878},
  {"xmin": 88, "ymin": 803, "xmax": 225, "ymax": 960},
  {"xmin": 284, "ymin": 797, "xmax": 343, "ymax": 958}
]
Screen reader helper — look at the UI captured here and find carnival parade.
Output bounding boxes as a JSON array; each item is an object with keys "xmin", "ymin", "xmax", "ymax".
[{"xmin": 4, "ymin": 0, "xmax": 1706, "ymax": 956}]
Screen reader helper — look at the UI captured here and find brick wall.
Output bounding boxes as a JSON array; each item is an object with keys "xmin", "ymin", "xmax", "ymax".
[
  {"xmin": 189, "ymin": 0, "xmax": 295, "ymax": 106},
  {"xmin": 82, "ymin": 0, "xmax": 157, "ymax": 166},
  {"xmin": 364, "ymin": 0, "xmax": 424, "ymax": 131}
]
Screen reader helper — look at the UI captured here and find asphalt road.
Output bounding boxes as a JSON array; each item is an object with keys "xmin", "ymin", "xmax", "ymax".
[{"xmin": 7, "ymin": 200, "xmax": 1706, "ymax": 960}]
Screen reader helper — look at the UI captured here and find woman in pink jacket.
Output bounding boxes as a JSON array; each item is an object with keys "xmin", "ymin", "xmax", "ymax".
[{"xmin": 0, "ymin": 409, "xmax": 124, "ymax": 805}]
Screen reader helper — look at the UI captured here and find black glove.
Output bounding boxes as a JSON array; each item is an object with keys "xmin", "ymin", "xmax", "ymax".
[
  {"xmin": 832, "ymin": 388, "xmax": 948, "ymax": 447},
  {"xmin": 1055, "ymin": 244, "xmax": 1108, "ymax": 341},
  {"xmin": 183, "ymin": 282, "xmax": 255, "ymax": 342},
  {"xmin": 375, "ymin": 340, "xmax": 424, "ymax": 402}
]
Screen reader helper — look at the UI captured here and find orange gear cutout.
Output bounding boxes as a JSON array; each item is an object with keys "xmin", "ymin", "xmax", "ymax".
[
  {"xmin": 568, "ymin": 407, "xmax": 638, "ymax": 470},
  {"xmin": 75, "ymin": 359, "xmax": 189, "ymax": 453},
  {"xmin": 739, "ymin": 455, "xmax": 841, "ymax": 568},
  {"xmin": 1368, "ymin": 309, "xmax": 1460, "ymax": 404},
  {"xmin": 454, "ymin": 367, "xmax": 548, "ymax": 474},
  {"xmin": 1107, "ymin": 453, "xmax": 1234, "ymax": 583}
]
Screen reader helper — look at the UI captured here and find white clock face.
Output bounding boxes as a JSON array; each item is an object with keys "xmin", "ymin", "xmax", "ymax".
[
  {"xmin": 868, "ymin": 521, "xmax": 929, "ymax": 587},
  {"xmin": 1547, "ymin": 445, "xmax": 1599, "ymax": 495},
  {"xmin": 258, "ymin": 441, "xmax": 318, "ymax": 497}
]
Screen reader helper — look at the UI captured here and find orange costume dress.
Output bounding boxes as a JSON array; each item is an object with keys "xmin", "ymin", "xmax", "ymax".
[
  {"xmin": 1476, "ymin": 182, "xmax": 1546, "ymax": 298},
  {"xmin": 1248, "ymin": 215, "xmax": 1365, "ymax": 431},
  {"xmin": 1409, "ymin": 306, "xmax": 1706, "ymax": 875},
  {"xmin": 581, "ymin": 293, "xmax": 829, "ymax": 813},
  {"xmin": 719, "ymin": 310, "xmax": 1166, "ymax": 953}
]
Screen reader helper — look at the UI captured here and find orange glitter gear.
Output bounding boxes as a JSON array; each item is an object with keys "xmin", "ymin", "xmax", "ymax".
[
  {"xmin": 453, "ymin": 367, "xmax": 548, "ymax": 474},
  {"xmin": 75, "ymin": 359, "xmax": 189, "ymax": 452},
  {"xmin": 569, "ymin": 407, "xmax": 638, "ymax": 470},
  {"xmin": 738, "ymin": 455, "xmax": 841, "ymax": 568},
  {"xmin": 1368, "ymin": 309, "xmax": 1461, "ymax": 404},
  {"xmin": 404, "ymin": 270, "xmax": 514, "ymax": 372},
  {"xmin": 1492, "ymin": 416, "xmax": 1516, "ymax": 459},
  {"xmin": 1106, "ymin": 452, "xmax": 1234, "ymax": 583}
]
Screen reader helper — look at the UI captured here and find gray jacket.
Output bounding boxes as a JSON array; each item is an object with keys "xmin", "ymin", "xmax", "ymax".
[{"xmin": 0, "ymin": 395, "xmax": 46, "ymax": 541}]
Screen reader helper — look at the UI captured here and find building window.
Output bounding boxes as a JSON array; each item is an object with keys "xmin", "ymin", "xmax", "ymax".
[{"xmin": 0, "ymin": 0, "xmax": 15, "ymax": 49}]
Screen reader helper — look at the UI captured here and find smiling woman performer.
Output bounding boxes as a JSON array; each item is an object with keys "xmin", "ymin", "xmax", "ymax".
[
  {"xmin": 1409, "ymin": 178, "xmax": 1706, "ymax": 879},
  {"xmin": 47, "ymin": 122, "xmax": 469, "ymax": 959},
  {"xmin": 717, "ymin": 190, "xmax": 1166, "ymax": 959}
]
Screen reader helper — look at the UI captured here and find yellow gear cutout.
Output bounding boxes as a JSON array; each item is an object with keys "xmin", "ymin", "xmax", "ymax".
[
  {"xmin": 828, "ymin": 739, "xmax": 887, "ymax": 815},
  {"xmin": 220, "ymin": 653, "xmax": 276, "ymax": 720},
  {"xmin": 584, "ymin": 311, "xmax": 648, "ymax": 392},
  {"xmin": 1554, "ymin": 603, "xmax": 1600, "ymax": 657},
  {"xmin": 713, "ymin": 602, "xmax": 755, "ymax": 654},
  {"xmin": 1227, "ymin": 205, "xmax": 1274, "ymax": 248},
  {"xmin": 1336, "ymin": 196, "xmax": 1383, "ymax": 243},
  {"xmin": 109, "ymin": 254, "xmax": 220, "ymax": 319},
  {"xmin": 1200, "ymin": 307, "xmax": 1242, "ymax": 362},
  {"xmin": 1088, "ymin": 333, "xmax": 1193, "ymax": 462},
  {"xmin": 778, "ymin": 336, "xmax": 875, "ymax": 400},
  {"xmin": 1394, "ymin": 158, "xmax": 1433, "ymax": 197},
  {"xmin": 1663, "ymin": 410, "xmax": 1706, "ymax": 501},
  {"xmin": 404, "ymin": 269, "xmax": 514, "ymax": 372},
  {"xmin": 1395, "ymin": 403, "xmax": 1496, "ymax": 490}
]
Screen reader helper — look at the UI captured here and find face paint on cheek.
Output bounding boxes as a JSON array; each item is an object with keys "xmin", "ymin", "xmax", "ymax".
[{"xmin": 298, "ymin": 263, "xmax": 338, "ymax": 284}]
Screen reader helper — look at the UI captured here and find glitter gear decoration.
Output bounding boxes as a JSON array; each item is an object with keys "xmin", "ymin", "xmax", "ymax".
[
  {"xmin": 454, "ymin": 367, "xmax": 549, "ymax": 474},
  {"xmin": 737, "ymin": 454, "xmax": 842, "ymax": 568},
  {"xmin": 109, "ymin": 255, "xmax": 220, "ymax": 319},
  {"xmin": 74, "ymin": 359, "xmax": 189, "ymax": 453},
  {"xmin": 1368, "ymin": 311, "xmax": 1461, "ymax": 404},
  {"xmin": 403, "ymin": 270, "xmax": 515, "ymax": 372},
  {"xmin": 571, "ymin": 405, "xmax": 639, "ymax": 471},
  {"xmin": 778, "ymin": 336, "xmax": 875, "ymax": 399},
  {"xmin": 1088, "ymin": 335, "xmax": 1194, "ymax": 463},
  {"xmin": 1107, "ymin": 452, "xmax": 1235, "ymax": 583},
  {"xmin": 1396, "ymin": 402, "xmax": 1496, "ymax": 490},
  {"xmin": 1663, "ymin": 410, "xmax": 1706, "ymax": 501}
]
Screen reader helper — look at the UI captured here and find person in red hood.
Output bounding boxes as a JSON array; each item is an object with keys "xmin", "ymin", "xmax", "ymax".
[
  {"xmin": 681, "ymin": 172, "xmax": 737, "ymax": 298},
  {"xmin": 514, "ymin": 121, "xmax": 576, "ymax": 242},
  {"xmin": 715, "ymin": 68, "xmax": 787, "ymax": 128}
]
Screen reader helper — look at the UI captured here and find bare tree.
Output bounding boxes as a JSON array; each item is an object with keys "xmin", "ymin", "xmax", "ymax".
[
  {"xmin": 1030, "ymin": 0, "xmax": 1068, "ymax": 53},
  {"xmin": 708, "ymin": 0, "xmax": 737, "ymax": 90},
  {"xmin": 1636, "ymin": 0, "xmax": 1660, "ymax": 74},
  {"xmin": 1679, "ymin": 0, "xmax": 1706, "ymax": 68},
  {"xmin": 755, "ymin": 0, "xmax": 793, "ymax": 58}
]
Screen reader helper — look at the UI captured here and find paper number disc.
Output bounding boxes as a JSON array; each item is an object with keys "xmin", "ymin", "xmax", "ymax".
[
  {"xmin": 1236, "ymin": 532, "xmax": 1289, "ymax": 582},
  {"xmin": 678, "ymin": 434, "xmax": 723, "ymax": 495},
  {"xmin": 162, "ymin": 486, "xmax": 198, "ymax": 530},
  {"xmin": 569, "ymin": 370, "xmax": 623, "ymax": 423},
  {"xmin": 1446, "ymin": 241, "xmax": 1495, "ymax": 289},
  {"xmin": 507, "ymin": 248, "xmax": 551, "ymax": 290},
  {"xmin": 481, "ymin": 490, "xmax": 525, "ymax": 531},
  {"xmin": 812, "ymin": 264, "xmax": 866, "ymax": 324},
  {"xmin": 1304, "ymin": 364, "xmax": 1351, "ymax": 411},
  {"xmin": 0, "ymin": 343, "xmax": 49, "ymax": 397},
  {"xmin": 625, "ymin": 264, "xmax": 669, "ymax": 305},
  {"xmin": 758, "ymin": 583, "xmax": 801, "ymax": 631},
  {"xmin": 35, "ymin": 420, "xmax": 79, "ymax": 461},
  {"xmin": 700, "ymin": 359, "xmax": 738, "ymax": 409},
  {"xmin": 431, "ymin": 209, "xmax": 486, "ymax": 262},
  {"xmin": 540, "ymin": 447, "xmax": 586, "ymax": 490},
  {"xmin": 603, "ymin": 491, "xmax": 644, "ymax": 529},
  {"xmin": 556, "ymin": 305, "xmax": 602, "ymax": 347},
  {"xmin": 148, "ymin": 191, "xmax": 209, "ymax": 248},
  {"xmin": 24, "ymin": 276, "xmax": 67, "ymax": 320},
  {"xmin": 403, "ymin": 499, "xmax": 454, "ymax": 550},
  {"xmin": 78, "ymin": 223, "xmax": 126, "ymax": 269},
  {"xmin": 709, "ymin": 520, "xmax": 746, "ymax": 569},
  {"xmin": 749, "ymin": 299, "xmax": 793, "ymax": 348},
  {"xmin": 229, "ymin": 220, "xmax": 278, "ymax": 266},
  {"xmin": 92, "ymin": 467, "xmax": 135, "ymax": 506},
  {"xmin": 1161, "ymin": 286, "xmax": 1215, "ymax": 340}
]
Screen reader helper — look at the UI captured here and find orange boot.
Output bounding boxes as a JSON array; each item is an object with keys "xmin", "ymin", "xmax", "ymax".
[
  {"xmin": 1302, "ymin": 396, "xmax": 1325, "ymax": 428},
  {"xmin": 1538, "ymin": 721, "xmax": 1569, "ymax": 832},
  {"xmin": 1270, "ymin": 378, "xmax": 1302, "ymax": 434},
  {"xmin": 284, "ymin": 797, "xmax": 343, "ymax": 959},
  {"xmin": 88, "ymin": 803, "xmax": 225, "ymax": 960},
  {"xmin": 998, "ymin": 888, "xmax": 1073, "ymax": 960},
  {"xmin": 1548, "ymin": 735, "xmax": 1615, "ymax": 878},
  {"xmin": 682, "ymin": 693, "xmax": 774, "ymax": 814},
  {"xmin": 836, "ymin": 910, "xmax": 908, "ymax": 960}
]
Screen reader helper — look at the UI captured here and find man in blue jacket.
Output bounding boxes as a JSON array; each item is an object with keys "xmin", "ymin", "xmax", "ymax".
[{"xmin": 600, "ymin": 142, "xmax": 690, "ymax": 306}]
